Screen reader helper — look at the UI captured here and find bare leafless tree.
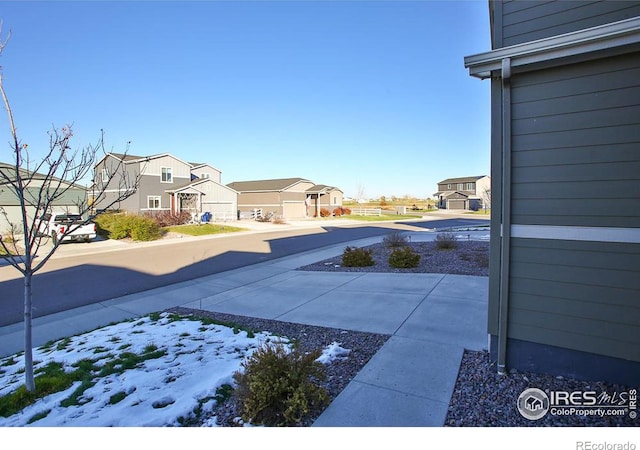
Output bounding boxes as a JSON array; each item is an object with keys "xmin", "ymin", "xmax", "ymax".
[
  {"xmin": 482, "ymin": 187, "xmax": 492, "ymax": 213},
  {"xmin": 0, "ymin": 28, "xmax": 140, "ymax": 391},
  {"xmin": 356, "ymin": 183, "xmax": 366, "ymax": 203}
]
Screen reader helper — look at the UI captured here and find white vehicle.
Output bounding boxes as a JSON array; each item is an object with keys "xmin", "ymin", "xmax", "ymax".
[{"xmin": 39, "ymin": 213, "xmax": 96, "ymax": 245}]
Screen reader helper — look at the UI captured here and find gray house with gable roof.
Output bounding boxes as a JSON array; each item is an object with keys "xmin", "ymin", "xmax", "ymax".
[
  {"xmin": 93, "ymin": 153, "xmax": 238, "ymax": 220},
  {"xmin": 434, "ymin": 175, "xmax": 491, "ymax": 210}
]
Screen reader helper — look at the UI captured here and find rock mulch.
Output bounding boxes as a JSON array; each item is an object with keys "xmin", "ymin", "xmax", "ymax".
[
  {"xmin": 447, "ymin": 350, "xmax": 637, "ymax": 427},
  {"xmin": 298, "ymin": 240, "xmax": 490, "ymax": 276}
]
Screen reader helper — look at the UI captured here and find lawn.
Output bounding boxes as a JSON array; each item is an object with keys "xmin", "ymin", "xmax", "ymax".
[{"xmin": 164, "ymin": 223, "xmax": 247, "ymax": 236}]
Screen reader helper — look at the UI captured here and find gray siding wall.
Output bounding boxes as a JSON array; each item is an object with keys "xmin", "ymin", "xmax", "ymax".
[
  {"xmin": 137, "ymin": 174, "xmax": 190, "ymax": 211},
  {"xmin": 503, "ymin": 52, "xmax": 640, "ymax": 362},
  {"xmin": 0, "ymin": 187, "xmax": 85, "ymax": 232},
  {"xmin": 510, "ymin": 53, "xmax": 640, "ymax": 228},
  {"xmin": 93, "ymin": 156, "xmax": 141, "ymax": 212},
  {"xmin": 498, "ymin": 0, "xmax": 640, "ymax": 47},
  {"xmin": 509, "ymin": 238, "xmax": 640, "ymax": 361}
]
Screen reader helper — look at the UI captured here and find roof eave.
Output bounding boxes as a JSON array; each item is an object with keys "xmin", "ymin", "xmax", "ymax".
[{"xmin": 464, "ymin": 16, "xmax": 640, "ymax": 79}]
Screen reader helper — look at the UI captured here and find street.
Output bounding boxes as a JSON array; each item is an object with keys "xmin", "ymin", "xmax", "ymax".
[{"xmin": 0, "ymin": 216, "xmax": 489, "ymax": 327}]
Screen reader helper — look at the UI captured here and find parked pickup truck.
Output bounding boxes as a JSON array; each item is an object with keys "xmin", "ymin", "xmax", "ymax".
[{"xmin": 39, "ymin": 213, "xmax": 96, "ymax": 245}]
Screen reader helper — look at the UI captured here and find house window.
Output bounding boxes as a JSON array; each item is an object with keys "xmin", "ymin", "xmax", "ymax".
[
  {"xmin": 458, "ymin": 183, "xmax": 464, "ymax": 190},
  {"xmin": 101, "ymin": 169, "xmax": 109, "ymax": 182},
  {"xmin": 447, "ymin": 184, "xmax": 452, "ymax": 189},
  {"xmin": 148, "ymin": 196, "xmax": 161, "ymax": 209},
  {"xmin": 467, "ymin": 183, "xmax": 474, "ymax": 191},
  {"xmin": 161, "ymin": 167, "xmax": 173, "ymax": 183},
  {"xmin": 201, "ymin": 173, "xmax": 211, "ymax": 179}
]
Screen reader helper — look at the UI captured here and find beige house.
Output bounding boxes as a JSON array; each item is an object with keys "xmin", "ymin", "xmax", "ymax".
[
  {"xmin": 434, "ymin": 175, "xmax": 490, "ymax": 210},
  {"xmin": 227, "ymin": 177, "xmax": 343, "ymax": 219}
]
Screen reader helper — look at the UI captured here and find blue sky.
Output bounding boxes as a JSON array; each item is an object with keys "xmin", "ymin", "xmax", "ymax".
[{"xmin": 0, "ymin": 0, "xmax": 491, "ymax": 199}]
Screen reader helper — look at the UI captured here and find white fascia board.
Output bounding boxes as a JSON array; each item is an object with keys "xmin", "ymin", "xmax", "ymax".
[{"xmin": 464, "ymin": 16, "xmax": 640, "ymax": 79}]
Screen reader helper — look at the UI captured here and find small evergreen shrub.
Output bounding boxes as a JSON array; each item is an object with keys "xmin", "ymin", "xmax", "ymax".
[
  {"xmin": 94, "ymin": 213, "xmax": 162, "ymax": 241},
  {"xmin": 319, "ymin": 208, "xmax": 331, "ymax": 217},
  {"xmin": 435, "ymin": 232, "xmax": 458, "ymax": 250},
  {"xmin": 383, "ymin": 232, "xmax": 409, "ymax": 249},
  {"xmin": 342, "ymin": 246, "xmax": 375, "ymax": 267},
  {"xmin": 233, "ymin": 343, "xmax": 329, "ymax": 427},
  {"xmin": 93, "ymin": 212, "xmax": 123, "ymax": 238},
  {"xmin": 388, "ymin": 246, "xmax": 421, "ymax": 269},
  {"xmin": 130, "ymin": 217, "xmax": 162, "ymax": 241},
  {"xmin": 106, "ymin": 215, "xmax": 135, "ymax": 240}
]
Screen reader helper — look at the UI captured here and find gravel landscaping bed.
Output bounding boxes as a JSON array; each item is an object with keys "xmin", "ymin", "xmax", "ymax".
[
  {"xmin": 298, "ymin": 240, "xmax": 490, "ymax": 276},
  {"xmin": 166, "ymin": 307, "xmax": 390, "ymax": 427},
  {"xmin": 447, "ymin": 350, "xmax": 636, "ymax": 427}
]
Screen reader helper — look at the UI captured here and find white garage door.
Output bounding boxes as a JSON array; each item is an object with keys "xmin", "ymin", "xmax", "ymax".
[{"xmin": 203, "ymin": 202, "xmax": 236, "ymax": 221}]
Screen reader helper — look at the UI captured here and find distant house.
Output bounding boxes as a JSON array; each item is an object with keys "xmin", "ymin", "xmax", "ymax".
[
  {"xmin": 434, "ymin": 176, "xmax": 490, "ymax": 210},
  {"xmin": 93, "ymin": 153, "xmax": 238, "ymax": 220},
  {"xmin": 0, "ymin": 162, "xmax": 88, "ymax": 232},
  {"xmin": 227, "ymin": 177, "xmax": 343, "ymax": 218},
  {"xmin": 464, "ymin": 0, "xmax": 640, "ymax": 385}
]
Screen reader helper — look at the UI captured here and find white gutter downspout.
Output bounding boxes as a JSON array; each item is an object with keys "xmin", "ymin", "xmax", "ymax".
[{"xmin": 497, "ymin": 58, "xmax": 512, "ymax": 376}]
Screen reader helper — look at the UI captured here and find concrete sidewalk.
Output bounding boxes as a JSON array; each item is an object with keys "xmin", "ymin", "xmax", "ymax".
[{"xmin": 0, "ymin": 230, "xmax": 489, "ymax": 427}]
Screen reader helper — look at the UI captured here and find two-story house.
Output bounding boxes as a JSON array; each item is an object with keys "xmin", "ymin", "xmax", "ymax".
[
  {"xmin": 434, "ymin": 175, "xmax": 490, "ymax": 210},
  {"xmin": 93, "ymin": 153, "xmax": 238, "ymax": 220}
]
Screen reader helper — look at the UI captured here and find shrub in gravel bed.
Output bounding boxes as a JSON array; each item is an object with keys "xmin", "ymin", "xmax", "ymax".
[
  {"xmin": 342, "ymin": 246, "xmax": 375, "ymax": 267},
  {"xmin": 383, "ymin": 232, "xmax": 410, "ymax": 249},
  {"xmin": 388, "ymin": 246, "xmax": 421, "ymax": 269},
  {"xmin": 233, "ymin": 343, "xmax": 329, "ymax": 427},
  {"xmin": 435, "ymin": 232, "xmax": 458, "ymax": 250}
]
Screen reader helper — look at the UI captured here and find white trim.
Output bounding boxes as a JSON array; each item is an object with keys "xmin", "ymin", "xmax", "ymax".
[
  {"xmin": 511, "ymin": 225, "xmax": 640, "ymax": 244},
  {"xmin": 464, "ymin": 16, "xmax": 640, "ymax": 79},
  {"xmin": 100, "ymin": 189, "xmax": 133, "ymax": 194},
  {"xmin": 147, "ymin": 195, "xmax": 162, "ymax": 210},
  {"xmin": 237, "ymin": 203, "xmax": 282, "ymax": 207}
]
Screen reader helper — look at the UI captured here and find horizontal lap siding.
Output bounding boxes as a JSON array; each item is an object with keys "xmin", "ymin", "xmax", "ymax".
[
  {"xmin": 501, "ymin": 0, "xmax": 640, "ymax": 47},
  {"xmin": 506, "ymin": 52, "xmax": 640, "ymax": 362},
  {"xmin": 511, "ymin": 53, "xmax": 640, "ymax": 228},
  {"xmin": 508, "ymin": 238, "xmax": 640, "ymax": 360}
]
